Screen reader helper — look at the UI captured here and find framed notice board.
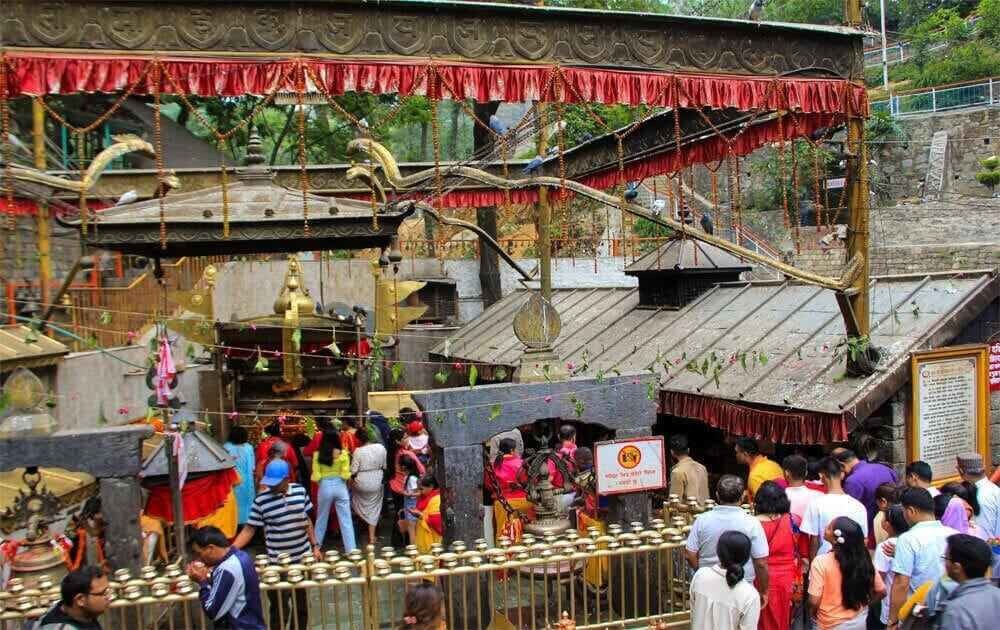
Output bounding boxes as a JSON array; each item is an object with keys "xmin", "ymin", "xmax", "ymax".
[{"xmin": 909, "ymin": 345, "xmax": 990, "ymax": 485}]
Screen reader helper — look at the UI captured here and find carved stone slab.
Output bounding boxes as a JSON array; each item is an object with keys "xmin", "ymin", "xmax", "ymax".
[
  {"xmin": 410, "ymin": 373, "xmax": 656, "ymax": 448},
  {"xmin": 2, "ymin": 0, "xmax": 864, "ymax": 77}
]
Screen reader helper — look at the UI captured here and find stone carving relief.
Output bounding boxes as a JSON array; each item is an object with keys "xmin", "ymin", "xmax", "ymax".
[{"xmin": 3, "ymin": 0, "xmax": 863, "ymax": 78}]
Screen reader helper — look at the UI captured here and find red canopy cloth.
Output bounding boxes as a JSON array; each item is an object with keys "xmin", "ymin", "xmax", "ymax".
[
  {"xmin": 349, "ymin": 111, "xmax": 838, "ymax": 208},
  {"xmin": 144, "ymin": 468, "xmax": 239, "ymax": 524},
  {"xmin": 3, "ymin": 54, "xmax": 866, "ymax": 114},
  {"xmin": 661, "ymin": 390, "xmax": 849, "ymax": 445}
]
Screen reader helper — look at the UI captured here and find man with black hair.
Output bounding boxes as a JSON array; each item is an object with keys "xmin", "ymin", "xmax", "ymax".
[
  {"xmin": 938, "ymin": 534, "xmax": 1000, "ymax": 630},
  {"xmin": 800, "ymin": 456, "xmax": 868, "ymax": 559},
  {"xmin": 904, "ymin": 461, "xmax": 939, "ymax": 498},
  {"xmin": 37, "ymin": 566, "xmax": 109, "ymax": 629},
  {"xmin": 734, "ymin": 437, "xmax": 782, "ymax": 501},
  {"xmin": 668, "ymin": 434, "xmax": 708, "ymax": 505},
  {"xmin": 557, "ymin": 424, "xmax": 577, "ymax": 460},
  {"xmin": 886, "ymin": 487, "xmax": 957, "ymax": 630},
  {"xmin": 781, "ymin": 454, "xmax": 823, "ymax": 524},
  {"xmin": 187, "ymin": 526, "xmax": 265, "ymax": 630},
  {"xmin": 834, "ymin": 447, "xmax": 898, "ymax": 534},
  {"xmin": 683, "ymin": 475, "xmax": 770, "ymax": 607}
]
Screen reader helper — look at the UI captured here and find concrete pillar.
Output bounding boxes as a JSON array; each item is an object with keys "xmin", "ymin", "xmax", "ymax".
[
  {"xmin": 889, "ymin": 393, "xmax": 909, "ymax": 476},
  {"xmin": 606, "ymin": 427, "xmax": 652, "ymax": 528},
  {"xmin": 438, "ymin": 444, "xmax": 485, "ymax": 544},
  {"xmin": 99, "ymin": 477, "xmax": 144, "ymax": 572}
]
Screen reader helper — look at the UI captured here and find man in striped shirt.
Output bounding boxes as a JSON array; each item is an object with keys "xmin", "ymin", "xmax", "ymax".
[
  {"xmin": 234, "ymin": 459, "xmax": 321, "ymax": 629},
  {"xmin": 187, "ymin": 526, "xmax": 265, "ymax": 630}
]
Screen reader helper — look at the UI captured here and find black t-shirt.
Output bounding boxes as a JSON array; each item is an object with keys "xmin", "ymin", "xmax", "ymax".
[{"xmin": 37, "ymin": 604, "xmax": 104, "ymax": 629}]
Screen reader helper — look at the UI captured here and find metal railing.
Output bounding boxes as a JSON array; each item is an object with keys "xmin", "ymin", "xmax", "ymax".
[
  {"xmin": 0, "ymin": 517, "xmax": 695, "ymax": 630},
  {"xmin": 872, "ymin": 77, "xmax": 999, "ymax": 117}
]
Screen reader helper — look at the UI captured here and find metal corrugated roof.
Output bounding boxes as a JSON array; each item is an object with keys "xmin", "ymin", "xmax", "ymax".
[
  {"xmin": 431, "ymin": 271, "xmax": 998, "ymax": 419},
  {"xmin": 625, "ymin": 238, "xmax": 753, "ymax": 274},
  {"xmin": 0, "ymin": 325, "xmax": 70, "ymax": 372}
]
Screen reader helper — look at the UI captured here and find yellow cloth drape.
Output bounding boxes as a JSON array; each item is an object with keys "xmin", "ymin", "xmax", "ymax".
[
  {"xmin": 195, "ymin": 489, "xmax": 238, "ymax": 538},
  {"xmin": 140, "ymin": 514, "xmax": 168, "ymax": 564},
  {"xmin": 415, "ymin": 493, "xmax": 442, "ymax": 553},
  {"xmin": 493, "ymin": 498, "xmax": 534, "ymax": 544},
  {"xmin": 578, "ymin": 512, "xmax": 608, "ymax": 589}
]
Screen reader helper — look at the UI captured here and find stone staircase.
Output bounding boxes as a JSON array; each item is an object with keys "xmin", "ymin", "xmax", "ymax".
[{"xmin": 923, "ymin": 130, "xmax": 950, "ymax": 199}]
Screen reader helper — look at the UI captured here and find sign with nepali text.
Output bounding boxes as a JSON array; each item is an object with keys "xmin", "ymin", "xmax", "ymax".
[
  {"xmin": 910, "ymin": 345, "xmax": 990, "ymax": 484},
  {"xmin": 989, "ymin": 342, "xmax": 1000, "ymax": 391},
  {"xmin": 594, "ymin": 436, "xmax": 666, "ymax": 495}
]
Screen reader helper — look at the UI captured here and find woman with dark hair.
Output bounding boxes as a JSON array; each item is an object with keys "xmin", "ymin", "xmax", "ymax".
[
  {"xmin": 312, "ymin": 430, "xmax": 356, "ymax": 551},
  {"xmin": 398, "ymin": 581, "xmax": 446, "ymax": 630},
  {"xmin": 938, "ymin": 481, "xmax": 987, "ymax": 539},
  {"xmin": 873, "ymin": 506, "xmax": 909, "ymax": 628},
  {"xmin": 690, "ymin": 530, "xmax": 761, "ymax": 630},
  {"xmin": 808, "ymin": 516, "xmax": 885, "ymax": 629},
  {"xmin": 351, "ymin": 426, "xmax": 387, "ymax": 546},
  {"xmin": 754, "ymin": 481, "xmax": 797, "ymax": 630},
  {"xmin": 223, "ymin": 425, "xmax": 256, "ymax": 528},
  {"xmin": 411, "ymin": 475, "xmax": 442, "ymax": 553}
]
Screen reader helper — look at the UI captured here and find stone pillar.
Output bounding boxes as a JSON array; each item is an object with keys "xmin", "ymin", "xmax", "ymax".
[
  {"xmin": 100, "ymin": 477, "xmax": 144, "ymax": 572},
  {"xmin": 606, "ymin": 427, "xmax": 652, "ymax": 528},
  {"xmin": 889, "ymin": 393, "xmax": 909, "ymax": 476},
  {"xmin": 438, "ymin": 444, "xmax": 484, "ymax": 544}
]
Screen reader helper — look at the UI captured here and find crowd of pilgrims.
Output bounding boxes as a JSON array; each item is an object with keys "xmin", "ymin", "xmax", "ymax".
[{"xmin": 676, "ymin": 436, "xmax": 1000, "ymax": 630}]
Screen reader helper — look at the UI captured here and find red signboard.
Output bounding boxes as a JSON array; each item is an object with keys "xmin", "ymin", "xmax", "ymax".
[{"xmin": 990, "ymin": 342, "xmax": 1000, "ymax": 391}]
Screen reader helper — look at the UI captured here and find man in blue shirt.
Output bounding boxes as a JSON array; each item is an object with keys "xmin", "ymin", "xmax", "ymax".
[
  {"xmin": 187, "ymin": 526, "xmax": 266, "ymax": 630},
  {"xmin": 938, "ymin": 534, "xmax": 1000, "ymax": 630},
  {"xmin": 887, "ymin": 488, "xmax": 957, "ymax": 630},
  {"xmin": 684, "ymin": 474, "xmax": 770, "ymax": 608}
]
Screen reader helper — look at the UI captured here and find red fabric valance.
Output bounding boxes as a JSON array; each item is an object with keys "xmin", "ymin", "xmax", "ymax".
[
  {"xmin": 143, "ymin": 468, "xmax": 238, "ymax": 524},
  {"xmin": 3, "ymin": 54, "xmax": 866, "ymax": 114},
  {"xmin": 661, "ymin": 390, "xmax": 849, "ymax": 445},
  {"xmin": 349, "ymin": 111, "xmax": 837, "ymax": 208}
]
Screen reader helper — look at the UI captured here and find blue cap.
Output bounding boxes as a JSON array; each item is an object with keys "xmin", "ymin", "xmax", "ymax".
[{"xmin": 261, "ymin": 459, "xmax": 290, "ymax": 487}]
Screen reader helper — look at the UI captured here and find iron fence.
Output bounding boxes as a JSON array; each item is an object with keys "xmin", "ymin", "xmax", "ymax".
[
  {"xmin": 872, "ymin": 77, "xmax": 999, "ymax": 117},
  {"xmin": 0, "ymin": 517, "xmax": 695, "ymax": 630}
]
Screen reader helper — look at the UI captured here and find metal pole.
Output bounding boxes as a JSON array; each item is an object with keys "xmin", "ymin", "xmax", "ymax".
[
  {"xmin": 535, "ymin": 103, "xmax": 552, "ymax": 302},
  {"xmin": 32, "ymin": 100, "xmax": 52, "ymax": 309},
  {"xmin": 879, "ymin": 0, "xmax": 890, "ymax": 93},
  {"xmin": 165, "ymin": 428, "xmax": 187, "ymax": 561}
]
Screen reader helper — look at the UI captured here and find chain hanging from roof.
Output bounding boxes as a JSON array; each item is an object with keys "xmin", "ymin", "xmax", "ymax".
[{"xmin": 1, "ymin": 54, "xmax": 14, "ymax": 237}]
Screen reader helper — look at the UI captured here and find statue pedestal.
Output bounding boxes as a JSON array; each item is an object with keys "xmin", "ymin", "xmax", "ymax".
[{"xmin": 514, "ymin": 346, "xmax": 568, "ymax": 383}]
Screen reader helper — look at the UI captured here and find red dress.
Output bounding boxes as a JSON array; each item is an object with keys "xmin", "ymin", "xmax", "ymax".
[{"xmin": 757, "ymin": 514, "xmax": 797, "ymax": 630}]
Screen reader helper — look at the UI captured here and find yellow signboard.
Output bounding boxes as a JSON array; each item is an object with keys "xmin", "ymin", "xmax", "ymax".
[{"xmin": 909, "ymin": 345, "xmax": 990, "ymax": 484}]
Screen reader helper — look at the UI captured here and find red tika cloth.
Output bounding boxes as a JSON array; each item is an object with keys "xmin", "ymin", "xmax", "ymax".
[
  {"xmin": 3, "ymin": 54, "xmax": 866, "ymax": 115},
  {"xmin": 144, "ymin": 468, "xmax": 239, "ymax": 524},
  {"xmin": 661, "ymin": 390, "xmax": 849, "ymax": 445}
]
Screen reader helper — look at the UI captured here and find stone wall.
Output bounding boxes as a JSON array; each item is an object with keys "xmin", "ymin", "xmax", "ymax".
[
  {"xmin": 0, "ymin": 215, "xmax": 81, "ymax": 285},
  {"xmin": 876, "ymin": 106, "xmax": 1000, "ymax": 200}
]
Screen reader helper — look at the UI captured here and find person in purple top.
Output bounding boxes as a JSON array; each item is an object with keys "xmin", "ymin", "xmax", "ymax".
[{"xmin": 834, "ymin": 448, "xmax": 899, "ymax": 536}]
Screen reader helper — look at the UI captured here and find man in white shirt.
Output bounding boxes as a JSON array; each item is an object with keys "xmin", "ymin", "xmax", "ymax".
[
  {"xmin": 781, "ymin": 454, "xmax": 823, "ymax": 523},
  {"xmin": 957, "ymin": 452, "xmax": 1000, "ymax": 582},
  {"xmin": 904, "ymin": 460, "xmax": 940, "ymax": 497},
  {"xmin": 799, "ymin": 456, "xmax": 868, "ymax": 559}
]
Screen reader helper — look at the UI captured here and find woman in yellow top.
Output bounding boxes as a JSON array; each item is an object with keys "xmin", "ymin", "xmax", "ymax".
[
  {"xmin": 410, "ymin": 475, "xmax": 443, "ymax": 553},
  {"xmin": 312, "ymin": 430, "xmax": 357, "ymax": 552}
]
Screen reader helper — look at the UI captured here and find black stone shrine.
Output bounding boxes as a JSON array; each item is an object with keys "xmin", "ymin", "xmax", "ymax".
[
  {"xmin": 0, "ymin": 425, "xmax": 153, "ymax": 572},
  {"xmin": 410, "ymin": 374, "xmax": 657, "ymax": 544}
]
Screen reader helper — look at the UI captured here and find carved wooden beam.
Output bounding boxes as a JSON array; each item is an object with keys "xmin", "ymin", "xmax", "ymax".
[{"xmin": 2, "ymin": 0, "xmax": 862, "ymax": 77}]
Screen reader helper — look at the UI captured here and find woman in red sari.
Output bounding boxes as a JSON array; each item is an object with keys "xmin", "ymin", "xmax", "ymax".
[
  {"xmin": 754, "ymin": 480, "xmax": 799, "ymax": 630},
  {"xmin": 486, "ymin": 438, "xmax": 533, "ymax": 540}
]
